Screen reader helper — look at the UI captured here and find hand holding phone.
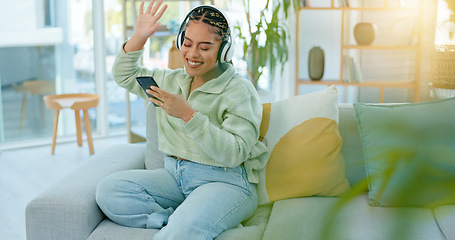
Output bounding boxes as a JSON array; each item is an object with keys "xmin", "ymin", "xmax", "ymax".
[{"xmin": 136, "ymin": 76, "xmax": 162, "ymax": 107}]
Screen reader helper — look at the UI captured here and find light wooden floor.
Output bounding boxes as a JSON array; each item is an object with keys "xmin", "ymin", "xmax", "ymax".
[{"xmin": 0, "ymin": 135, "xmax": 128, "ymax": 240}]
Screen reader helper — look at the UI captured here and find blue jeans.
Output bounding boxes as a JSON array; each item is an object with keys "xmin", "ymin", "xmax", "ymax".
[{"xmin": 96, "ymin": 156, "xmax": 258, "ymax": 240}]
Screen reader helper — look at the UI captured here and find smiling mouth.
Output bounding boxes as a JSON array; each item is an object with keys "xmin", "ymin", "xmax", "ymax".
[{"xmin": 188, "ymin": 60, "xmax": 203, "ymax": 67}]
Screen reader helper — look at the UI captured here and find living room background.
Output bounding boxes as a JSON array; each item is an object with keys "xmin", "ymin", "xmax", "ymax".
[
  {"xmin": 0, "ymin": 0, "xmax": 446, "ymax": 150},
  {"xmin": 0, "ymin": 0, "xmax": 256, "ymax": 149}
]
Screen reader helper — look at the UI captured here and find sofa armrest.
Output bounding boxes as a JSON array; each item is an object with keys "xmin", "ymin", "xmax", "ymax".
[{"xmin": 26, "ymin": 143, "xmax": 146, "ymax": 240}]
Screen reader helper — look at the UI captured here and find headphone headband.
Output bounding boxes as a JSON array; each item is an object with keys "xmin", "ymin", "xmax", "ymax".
[{"xmin": 175, "ymin": 5, "xmax": 234, "ymax": 63}]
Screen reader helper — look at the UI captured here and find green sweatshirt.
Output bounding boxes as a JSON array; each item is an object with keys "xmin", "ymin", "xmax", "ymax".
[{"xmin": 112, "ymin": 47, "xmax": 270, "ymax": 184}]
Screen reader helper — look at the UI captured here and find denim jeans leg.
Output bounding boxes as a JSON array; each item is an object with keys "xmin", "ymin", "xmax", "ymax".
[
  {"xmin": 95, "ymin": 169, "xmax": 185, "ymax": 229},
  {"xmin": 155, "ymin": 160, "xmax": 258, "ymax": 240},
  {"xmin": 155, "ymin": 182, "xmax": 257, "ymax": 240}
]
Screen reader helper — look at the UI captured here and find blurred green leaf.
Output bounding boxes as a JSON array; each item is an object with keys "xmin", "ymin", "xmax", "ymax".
[{"xmin": 320, "ymin": 140, "xmax": 455, "ymax": 240}]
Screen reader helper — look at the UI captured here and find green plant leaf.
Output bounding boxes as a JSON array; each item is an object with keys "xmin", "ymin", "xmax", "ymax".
[{"xmin": 235, "ymin": 0, "xmax": 295, "ymax": 87}]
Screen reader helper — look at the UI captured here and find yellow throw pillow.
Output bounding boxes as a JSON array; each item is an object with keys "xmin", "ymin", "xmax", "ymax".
[{"xmin": 257, "ymin": 85, "xmax": 350, "ymax": 205}]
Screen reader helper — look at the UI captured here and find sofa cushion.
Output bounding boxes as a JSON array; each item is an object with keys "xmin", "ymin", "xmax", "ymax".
[
  {"xmin": 354, "ymin": 97, "xmax": 455, "ymax": 207},
  {"xmin": 88, "ymin": 220, "xmax": 160, "ymax": 240},
  {"xmin": 215, "ymin": 204, "xmax": 272, "ymax": 240},
  {"xmin": 433, "ymin": 204, "xmax": 455, "ymax": 240},
  {"xmin": 145, "ymin": 103, "xmax": 169, "ymax": 170},
  {"xmin": 338, "ymin": 104, "xmax": 367, "ymax": 187},
  {"xmin": 262, "ymin": 194, "xmax": 445, "ymax": 240},
  {"xmin": 257, "ymin": 85, "xmax": 350, "ymax": 205},
  {"xmin": 89, "ymin": 204, "xmax": 273, "ymax": 240}
]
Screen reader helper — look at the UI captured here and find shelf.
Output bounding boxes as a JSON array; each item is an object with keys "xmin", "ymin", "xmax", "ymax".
[
  {"xmin": 295, "ymin": 0, "xmax": 423, "ymax": 103},
  {"xmin": 297, "ymin": 80, "xmax": 340, "ymax": 85},
  {"xmin": 300, "ymin": 7, "xmax": 419, "ymax": 11},
  {"xmin": 300, "ymin": 7, "xmax": 343, "ymax": 10},
  {"xmin": 343, "ymin": 7, "xmax": 419, "ymax": 11},
  {"xmin": 343, "ymin": 45, "xmax": 418, "ymax": 50},
  {"xmin": 296, "ymin": 79, "xmax": 416, "ymax": 88},
  {"xmin": 0, "ymin": 28, "xmax": 63, "ymax": 48}
]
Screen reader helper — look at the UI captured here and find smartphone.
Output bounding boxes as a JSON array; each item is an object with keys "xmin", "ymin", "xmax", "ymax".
[{"xmin": 136, "ymin": 76, "xmax": 161, "ymax": 107}]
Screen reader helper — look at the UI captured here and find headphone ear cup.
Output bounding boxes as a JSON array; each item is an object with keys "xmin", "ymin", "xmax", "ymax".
[
  {"xmin": 176, "ymin": 30, "xmax": 185, "ymax": 49},
  {"xmin": 224, "ymin": 42, "xmax": 233, "ymax": 62},
  {"xmin": 218, "ymin": 41, "xmax": 233, "ymax": 63},
  {"xmin": 218, "ymin": 41, "xmax": 226, "ymax": 63}
]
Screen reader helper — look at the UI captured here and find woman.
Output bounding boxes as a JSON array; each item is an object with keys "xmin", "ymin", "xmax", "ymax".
[{"xmin": 96, "ymin": 0, "xmax": 269, "ymax": 239}]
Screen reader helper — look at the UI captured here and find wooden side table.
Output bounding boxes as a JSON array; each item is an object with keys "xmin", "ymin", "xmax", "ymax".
[{"xmin": 44, "ymin": 93, "xmax": 100, "ymax": 155}]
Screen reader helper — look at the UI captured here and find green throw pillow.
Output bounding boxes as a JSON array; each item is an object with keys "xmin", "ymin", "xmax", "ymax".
[{"xmin": 354, "ymin": 97, "xmax": 455, "ymax": 207}]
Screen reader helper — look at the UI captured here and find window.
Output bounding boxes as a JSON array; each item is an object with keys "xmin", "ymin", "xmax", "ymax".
[
  {"xmin": 0, "ymin": 0, "xmax": 97, "ymax": 148},
  {"xmin": 435, "ymin": 0, "xmax": 455, "ymax": 45}
]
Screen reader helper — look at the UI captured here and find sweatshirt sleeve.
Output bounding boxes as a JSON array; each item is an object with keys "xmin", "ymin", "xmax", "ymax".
[
  {"xmin": 112, "ymin": 44, "xmax": 167, "ymax": 99},
  {"xmin": 183, "ymin": 81, "xmax": 264, "ymax": 168}
]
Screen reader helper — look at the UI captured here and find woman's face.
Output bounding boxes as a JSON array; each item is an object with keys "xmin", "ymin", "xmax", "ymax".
[{"xmin": 180, "ymin": 21, "xmax": 222, "ymax": 80}]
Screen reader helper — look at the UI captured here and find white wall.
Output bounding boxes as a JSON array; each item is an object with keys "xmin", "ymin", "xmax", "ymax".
[
  {"xmin": 0, "ymin": 0, "xmax": 62, "ymax": 48},
  {"xmin": 298, "ymin": 10, "xmax": 342, "ymax": 82},
  {"xmin": 0, "ymin": 0, "xmax": 43, "ymax": 31}
]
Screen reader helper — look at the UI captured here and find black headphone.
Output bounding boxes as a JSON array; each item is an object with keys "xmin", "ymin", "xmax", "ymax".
[{"xmin": 175, "ymin": 5, "xmax": 234, "ymax": 63}]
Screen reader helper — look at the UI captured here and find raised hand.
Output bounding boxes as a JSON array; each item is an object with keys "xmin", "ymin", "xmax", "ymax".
[
  {"xmin": 124, "ymin": 0, "xmax": 168, "ymax": 52},
  {"xmin": 135, "ymin": 0, "xmax": 168, "ymax": 38}
]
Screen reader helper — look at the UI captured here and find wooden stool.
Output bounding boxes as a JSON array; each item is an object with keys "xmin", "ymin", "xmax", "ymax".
[
  {"xmin": 44, "ymin": 93, "xmax": 100, "ymax": 155},
  {"xmin": 13, "ymin": 80, "xmax": 55, "ymax": 131}
]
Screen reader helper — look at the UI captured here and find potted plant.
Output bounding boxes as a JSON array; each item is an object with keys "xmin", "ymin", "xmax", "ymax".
[{"xmin": 234, "ymin": 0, "xmax": 299, "ymax": 89}]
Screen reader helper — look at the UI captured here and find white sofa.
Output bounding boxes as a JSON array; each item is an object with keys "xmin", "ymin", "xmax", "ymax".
[{"xmin": 26, "ymin": 102, "xmax": 455, "ymax": 240}]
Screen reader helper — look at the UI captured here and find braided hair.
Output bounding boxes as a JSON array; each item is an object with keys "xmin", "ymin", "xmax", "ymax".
[{"xmin": 185, "ymin": 7, "xmax": 230, "ymax": 42}]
